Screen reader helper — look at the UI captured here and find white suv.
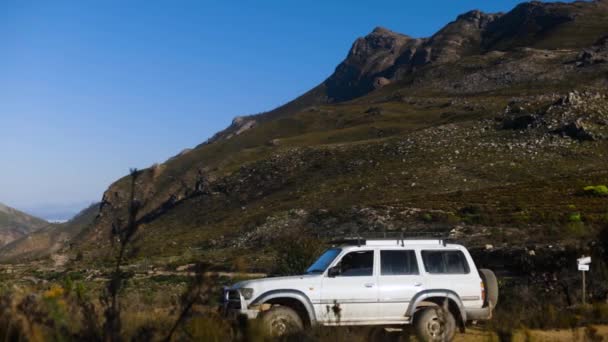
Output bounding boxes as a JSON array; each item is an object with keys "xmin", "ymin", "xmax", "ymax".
[{"xmin": 222, "ymin": 238, "xmax": 498, "ymax": 341}]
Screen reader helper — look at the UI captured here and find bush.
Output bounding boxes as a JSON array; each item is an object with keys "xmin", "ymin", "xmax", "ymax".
[
  {"xmin": 272, "ymin": 235, "xmax": 325, "ymax": 276},
  {"xmin": 569, "ymin": 212, "xmax": 582, "ymax": 223},
  {"xmin": 420, "ymin": 212, "xmax": 433, "ymax": 222},
  {"xmin": 583, "ymin": 185, "xmax": 608, "ymax": 196},
  {"xmin": 458, "ymin": 205, "xmax": 482, "ymax": 224},
  {"xmin": 565, "ymin": 221, "xmax": 587, "ymax": 238},
  {"xmin": 512, "ymin": 210, "xmax": 531, "ymax": 224}
]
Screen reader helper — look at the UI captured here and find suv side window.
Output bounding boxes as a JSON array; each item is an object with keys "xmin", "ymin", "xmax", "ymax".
[
  {"xmin": 380, "ymin": 250, "xmax": 419, "ymax": 275},
  {"xmin": 421, "ymin": 250, "xmax": 470, "ymax": 274},
  {"xmin": 337, "ymin": 251, "xmax": 374, "ymax": 276}
]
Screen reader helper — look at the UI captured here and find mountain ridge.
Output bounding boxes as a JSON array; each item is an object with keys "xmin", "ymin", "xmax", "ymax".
[
  {"xmin": 5, "ymin": 0, "xmax": 608, "ymax": 268},
  {"xmin": 83, "ymin": 0, "xmax": 608, "ymax": 252},
  {"xmin": 207, "ymin": 0, "xmax": 608, "ymax": 144}
]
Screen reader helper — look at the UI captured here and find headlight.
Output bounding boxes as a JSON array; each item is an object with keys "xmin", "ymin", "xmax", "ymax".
[{"xmin": 239, "ymin": 288, "xmax": 254, "ymax": 300}]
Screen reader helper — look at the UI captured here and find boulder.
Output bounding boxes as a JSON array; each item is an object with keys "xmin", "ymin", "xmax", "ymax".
[
  {"xmin": 502, "ymin": 114, "xmax": 538, "ymax": 130},
  {"xmin": 556, "ymin": 118, "xmax": 597, "ymax": 141},
  {"xmin": 373, "ymin": 77, "xmax": 391, "ymax": 89}
]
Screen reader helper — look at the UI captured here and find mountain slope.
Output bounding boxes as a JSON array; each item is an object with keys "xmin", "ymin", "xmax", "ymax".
[
  {"xmin": 0, "ymin": 203, "xmax": 48, "ymax": 247},
  {"xmin": 12, "ymin": 0, "xmax": 608, "ymax": 269},
  {"xmin": 482, "ymin": 0, "xmax": 608, "ymax": 50},
  {"xmin": 207, "ymin": 0, "xmax": 608, "ymax": 142},
  {"xmin": 0, "ymin": 203, "xmax": 99, "ymax": 262}
]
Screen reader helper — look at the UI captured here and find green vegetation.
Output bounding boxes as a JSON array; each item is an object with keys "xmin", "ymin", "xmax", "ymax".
[
  {"xmin": 273, "ymin": 235, "xmax": 325, "ymax": 276},
  {"xmin": 569, "ymin": 212, "xmax": 582, "ymax": 223},
  {"xmin": 420, "ymin": 212, "xmax": 433, "ymax": 222},
  {"xmin": 584, "ymin": 185, "xmax": 608, "ymax": 197}
]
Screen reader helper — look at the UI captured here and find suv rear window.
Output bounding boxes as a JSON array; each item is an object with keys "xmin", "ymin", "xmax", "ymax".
[
  {"xmin": 421, "ymin": 250, "xmax": 470, "ymax": 274},
  {"xmin": 380, "ymin": 250, "xmax": 419, "ymax": 275}
]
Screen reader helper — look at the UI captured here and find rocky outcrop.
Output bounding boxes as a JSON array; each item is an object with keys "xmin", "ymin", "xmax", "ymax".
[
  {"xmin": 231, "ymin": 117, "xmax": 257, "ymax": 137},
  {"xmin": 205, "ymin": 116, "xmax": 258, "ymax": 143},
  {"xmin": 500, "ymin": 91, "xmax": 608, "ymax": 141},
  {"xmin": 557, "ymin": 118, "xmax": 597, "ymax": 141},
  {"xmin": 325, "ymin": 27, "xmax": 419, "ymax": 101},
  {"xmin": 423, "ymin": 10, "xmax": 501, "ymax": 63},
  {"xmin": 325, "ymin": 11, "xmax": 502, "ymax": 101},
  {"xmin": 576, "ymin": 36, "xmax": 608, "ymax": 66}
]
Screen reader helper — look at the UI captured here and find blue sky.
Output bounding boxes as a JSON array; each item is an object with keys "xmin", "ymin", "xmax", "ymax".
[{"xmin": 0, "ymin": 0, "xmax": 563, "ymax": 219}]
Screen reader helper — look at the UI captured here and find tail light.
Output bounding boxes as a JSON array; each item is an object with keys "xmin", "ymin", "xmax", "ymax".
[{"xmin": 481, "ymin": 281, "xmax": 486, "ymax": 302}]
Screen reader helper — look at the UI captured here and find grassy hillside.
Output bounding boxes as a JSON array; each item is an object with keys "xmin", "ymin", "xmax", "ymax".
[
  {"xmin": 78, "ymin": 88, "xmax": 608, "ymax": 271},
  {"xmin": 0, "ymin": 203, "xmax": 48, "ymax": 247},
  {"xmin": 2, "ymin": 1, "xmax": 606, "ymax": 273},
  {"xmin": 0, "ymin": 203, "xmax": 99, "ymax": 263},
  {"xmin": 64, "ymin": 0, "xmax": 608, "ymax": 271}
]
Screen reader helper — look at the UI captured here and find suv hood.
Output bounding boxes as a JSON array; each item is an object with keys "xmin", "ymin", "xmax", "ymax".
[{"xmin": 232, "ymin": 274, "xmax": 321, "ymax": 290}]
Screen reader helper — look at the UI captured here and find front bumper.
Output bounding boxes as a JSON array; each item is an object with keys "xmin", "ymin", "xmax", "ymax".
[{"xmin": 221, "ymin": 288, "xmax": 260, "ymax": 320}]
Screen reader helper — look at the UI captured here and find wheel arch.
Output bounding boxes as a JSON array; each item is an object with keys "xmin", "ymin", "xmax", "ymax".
[
  {"xmin": 407, "ymin": 290, "xmax": 467, "ymax": 331},
  {"xmin": 250, "ymin": 289, "xmax": 316, "ymax": 326}
]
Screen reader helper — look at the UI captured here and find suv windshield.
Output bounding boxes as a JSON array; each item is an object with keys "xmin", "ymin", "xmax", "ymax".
[{"xmin": 305, "ymin": 248, "xmax": 341, "ymax": 274}]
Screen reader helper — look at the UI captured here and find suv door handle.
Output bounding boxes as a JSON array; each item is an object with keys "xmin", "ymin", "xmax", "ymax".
[
  {"xmin": 364, "ymin": 283, "xmax": 375, "ymax": 288},
  {"xmin": 414, "ymin": 282, "xmax": 423, "ymax": 287}
]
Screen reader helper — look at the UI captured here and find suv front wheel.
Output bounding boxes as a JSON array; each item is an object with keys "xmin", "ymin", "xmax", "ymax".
[
  {"xmin": 414, "ymin": 307, "xmax": 456, "ymax": 342},
  {"xmin": 260, "ymin": 306, "xmax": 303, "ymax": 337}
]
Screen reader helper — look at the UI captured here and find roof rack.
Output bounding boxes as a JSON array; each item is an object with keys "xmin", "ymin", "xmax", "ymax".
[{"xmin": 328, "ymin": 231, "xmax": 450, "ymax": 247}]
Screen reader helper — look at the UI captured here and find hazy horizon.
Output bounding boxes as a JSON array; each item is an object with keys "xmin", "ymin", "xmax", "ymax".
[{"xmin": 0, "ymin": 199, "xmax": 95, "ymax": 222}]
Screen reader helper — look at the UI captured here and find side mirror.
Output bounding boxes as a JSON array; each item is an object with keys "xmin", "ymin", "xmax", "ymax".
[{"xmin": 328, "ymin": 266, "xmax": 340, "ymax": 278}]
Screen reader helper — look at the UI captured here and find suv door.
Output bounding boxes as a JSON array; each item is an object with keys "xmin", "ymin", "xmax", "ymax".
[
  {"xmin": 319, "ymin": 249, "xmax": 378, "ymax": 323},
  {"xmin": 376, "ymin": 249, "xmax": 425, "ymax": 322}
]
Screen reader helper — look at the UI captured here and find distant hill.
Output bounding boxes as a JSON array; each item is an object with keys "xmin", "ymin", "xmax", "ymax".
[
  {"xmin": 0, "ymin": 203, "xmax": 48, "ymax": 247},
  {"xmin": 0, "ymin": 203, "xmax": 99, "ymax": 262},
  {"xmin": 6, "ymin": 0, "xmax": 608, "ymax": 268}
]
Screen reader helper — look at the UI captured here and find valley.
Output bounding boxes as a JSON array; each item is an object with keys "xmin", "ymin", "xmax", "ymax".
[{"xmin": 2, "ymin": 0, "xmax": 608, "ymax": 340}]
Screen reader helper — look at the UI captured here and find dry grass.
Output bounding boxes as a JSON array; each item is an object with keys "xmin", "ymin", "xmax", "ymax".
[{"xmin": 2, "ymin": 278, "xmax": 608, "ymax": 342}]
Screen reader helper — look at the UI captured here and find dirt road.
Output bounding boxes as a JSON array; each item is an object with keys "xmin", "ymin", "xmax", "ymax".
[{"xmin": 454, "ymin": 325, "xmax": 608, "ymax": 341}]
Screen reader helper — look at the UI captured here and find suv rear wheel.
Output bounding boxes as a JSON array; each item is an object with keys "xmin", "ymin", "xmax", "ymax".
[
  {"xmin": 260, "ymin": 306, "xmax": 303, "ymax": 337},
  {"xmin": 414, "ymin": 307, "xmax": 456, "ymax": 342}
]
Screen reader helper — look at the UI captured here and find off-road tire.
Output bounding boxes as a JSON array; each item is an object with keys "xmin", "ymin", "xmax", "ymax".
[
  {"xmin": 260, "ymin": 306, "xmax": 303, "ymax": 337},
  {"xmin": 414, "ymin": 307, "xmax": 456, "ymax": 342},
  {"xmin": 479, "ymin": 268, "xmax": 499, "ymax": 307}
]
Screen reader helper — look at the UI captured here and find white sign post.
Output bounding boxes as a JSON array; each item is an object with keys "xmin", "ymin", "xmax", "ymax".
[
  {"xmin": 578, "ymin": 256, "xmax": 591, "ymax": 265},
  {"xmin": 577, "ymin": 256, "xmax": 591, "ymax": 305}
]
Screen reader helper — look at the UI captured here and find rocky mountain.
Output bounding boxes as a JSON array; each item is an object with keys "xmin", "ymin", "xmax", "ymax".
[
  {"xmin": 209, "ymin": 0, "xmax": 608, "ymax": 142},
  {"xmin": 0, "ymin": 203, "xmax": 48, "ymax": 247},
  {"xmin": 7, "ymin": 1, "xmax": 608, "ymax": 270}
]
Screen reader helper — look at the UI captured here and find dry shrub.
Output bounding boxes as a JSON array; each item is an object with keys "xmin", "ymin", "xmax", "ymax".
[
  {"xmin": 272, "ymin": 235, "xmax": 324, "ymax": 276},
  {"xmin": 183, "ymin": 314, "xmax": 233, "ymax": 342}
]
